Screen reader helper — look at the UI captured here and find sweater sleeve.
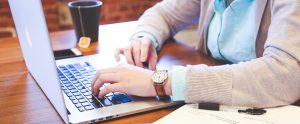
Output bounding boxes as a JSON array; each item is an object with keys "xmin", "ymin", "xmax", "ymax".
[
  {"xmin": 184, "ymin": 0, "xmax": 300, "ymax": 108},
  {"xmin": 134, "ymin": 0, "xmax": 200, "ymax": 50}
]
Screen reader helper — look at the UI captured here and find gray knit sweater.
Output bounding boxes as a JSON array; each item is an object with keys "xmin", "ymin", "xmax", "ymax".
[{"xmin": 134, "ymin": 0, "xmax": 300, "ymax": 108}]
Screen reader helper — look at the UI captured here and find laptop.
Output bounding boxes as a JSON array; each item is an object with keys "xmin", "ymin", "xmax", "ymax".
[{"xmin": 9, "ymin": 0, "xmax": 181, "ymax": 123}]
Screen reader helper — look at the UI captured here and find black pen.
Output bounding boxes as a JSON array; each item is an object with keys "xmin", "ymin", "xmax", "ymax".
[{"xmin": 198, "ymin": 103, "xmax": 267, "ymax": 115}]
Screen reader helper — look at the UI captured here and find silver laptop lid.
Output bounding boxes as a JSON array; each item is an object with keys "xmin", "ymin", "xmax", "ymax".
[{"xmin": 8, "ymin": 0, "xmax": 68, "ymax": 123}]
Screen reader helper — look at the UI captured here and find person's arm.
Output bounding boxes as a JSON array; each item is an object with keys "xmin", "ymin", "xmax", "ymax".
[
  {"xmin": 134, "ymin": 0, "xmax": 200, "ymax": 50},
  {"xmin": 183, "ymin": 0, "xmax": 300, "ymax": 108},
  {"xmin": 115, "ymin": 0, "xmax": 201, "ymax": 69}
]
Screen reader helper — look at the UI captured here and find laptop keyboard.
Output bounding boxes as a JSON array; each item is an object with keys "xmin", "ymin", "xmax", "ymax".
[{"xmin": 57, "ymin": 62, "xmax": 132, "ymax": 112}]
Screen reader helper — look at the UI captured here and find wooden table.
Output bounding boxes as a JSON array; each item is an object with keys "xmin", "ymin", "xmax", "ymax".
[
  {"xmin": 0, "ymin": 22, "xmax": 298, "ymax": 124},
  {"xmin": 0, "ymin": 22, "xmax": 220, "ymax": 124}
]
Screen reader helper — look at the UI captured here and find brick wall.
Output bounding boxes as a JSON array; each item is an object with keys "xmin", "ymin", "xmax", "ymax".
[
  {"xmin": 0, "ymin": 0, "xmax": 60, "ymax": 38},
  {"xmin": 100, "ymin": 0, "xmax": 160, "ymax": 24},
  {"xmin": 0, "ymin": 0, "xmax": 160, "ymax": 39},
  {"xmin": 42, "ymin": 0, "xmax": 61, "ymax": 31}
]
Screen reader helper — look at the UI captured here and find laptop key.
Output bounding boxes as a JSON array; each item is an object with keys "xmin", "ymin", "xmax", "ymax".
[
  {"xmin": 65, "ymin": 72, "xmax": 72, "ymax": 75},
  {"xmin": 78, "ymin": 107, "xmax": 85, "ymax": 112},
  {"xmin": 74, "ymin": 73, "xmax": 81, "ymax": 77},
  {"xmin": 63, "ymin": 88, "xmax": 69, "ymax": 93},
  {"xmin": 67, "ymin": 86, "xmax": 75, "ymax": 90},
  {"xmin": 62, "ymin": 80, "xmax": 70, "ymax": 84},
  {"xmin": 75, "ymin": 95, "xmax": 84, "ymax": 100},
  {"xmin": 63, "ymin": 89, "xmax": 69, "ymax": 93},
  {"xmin": 72, "ymin": 100, "xmax": 78, "ymax": 104},
  {"xmin": 107, "ymin": 95, "xmax": 121, "ymax": 104},
  {"xmin": 73, "ymin": 92, "xmax": 81, "ymax": 96},
  {"xmin": 69, "ymin": 77, "xmax": 77, "ymax": 81},
  {"xmin": 70, "ymin": 96, "xmax": 76, "ymax": 100},
  {"xmin": 84, "ymin": 105, "xmax": 94, "ymax": 110},
  {"xmin": 65, "ymin": 83, "xmax": 72, "ymax": 87},
  {"xmin": 101, "ymin": 97, "xmax": 112, "ymax": 106},
  {"xmin": 72, "ymin": 80, "xmax": 80, "ymax": 84},
  {"xmin": 78, "ymin": 99, "xmax": 87, "ymax": 103},
  {"xmin": 114, "ymin": 93, "xmax": 132, "ymax": 103},
  {"xmin": 90, "ymin": 101, "xmax": 101, "ymax": 108},
  {"xmin": 62, "ymin": 86, "xmax": 67, "ymax": 90},
  {"xmin": 81, "ymin": 102, "xmax": 90, "ymax": 107},
  {"xmin": 66, "ymin": 93, "xmax": 72, "ymax": 97},
  {"xmin": 77, "ymin": 76, "xmax": 84, "ymax": 79},
  {"xmin": 69, "ymin": 89, "xmax": 78, "ymax": 93},
  {"xmin": 82, "ymin": 81, "xmax": 90, "ymax": 84},
  {"xmin": 75, "ymin": 103, "xmax": 82, "ymax": 108},
  {"xmin": 85, "ymin": 84, "xmax": 91, "ymax": 87},
  {"xmin": 60, "ymin": 77, "xmax": 68, "ymax": 81},
  {"xmin": 77, "ymin": 86, "xmax": 85, "ymax": 90},
  {"xmin": 74, "ymin": 83, "xmax": 82, "ymax": 87},
  {"xmin": 66, "ymin": 64, "xmax": 75, "ymax": 68},
  {"xmin": 80, "ymin": 89, "xmax": 89, "ymax": 93},
  {"xmin": 83, "ymin": 92, "xmax": 90, "ymax": 96}
]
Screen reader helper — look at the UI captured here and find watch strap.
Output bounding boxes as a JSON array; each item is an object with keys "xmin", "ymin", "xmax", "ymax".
[{"xmin": 154, "ymin": 84, "xmax": 166, "ymax": 97}]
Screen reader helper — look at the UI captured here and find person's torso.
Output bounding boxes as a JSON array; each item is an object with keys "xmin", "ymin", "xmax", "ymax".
[
  {"xmin": 207, "ymin": 0, "xmax": 258, "ymax": 63},
  {"xmin": 195, "ymin": 0, "xmax": 271, "ymax": 63}
]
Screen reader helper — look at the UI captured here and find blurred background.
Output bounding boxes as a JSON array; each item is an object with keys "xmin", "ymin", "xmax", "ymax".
[
  {"xmin": 0, "ymin": 0, "xmax": 196, "ymax": 46},
  {"xmin": 0, "ymin": 0, "xmax": 161, "ymax": 38}
]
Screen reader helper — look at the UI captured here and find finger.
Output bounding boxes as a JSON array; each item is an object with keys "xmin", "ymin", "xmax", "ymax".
[
  {"xmin": 148, "ymin": 51, "xmax": 158, "ymax": 70},
  {"xmin": 91, "ymin": 70, "xmax": 102, "ymax": 93},
  {"xmin": 92, "ymin": 73, "xmax": 120, "ymax": 95},
  {"xmin": 91, "ymin": 67, "xmax": 119, "ymax": 94},
  {"xmin": 132, "ymin": 42, "xmax": 143, "ymax": 67},
  {"xmin": 114, "ymin": 48, "xmax": 125, "ymax": 61},
  {"xmin": 124, "ymin": 46, "xmax": 135, "ymax": 65},
  {"xmin": 98, "ymin": 83, "xmax": 123, "ymax": 98},
  {"xmin": 92, "ymin": 77, "xmax": 102, "ymax": 95},
  {"xmin": 91, "ymin": 68, "xmax": 118, "ymax": 89},
  {"xmin": 140, "ymin": 40, "xmax": 151, "ymax": 62}
]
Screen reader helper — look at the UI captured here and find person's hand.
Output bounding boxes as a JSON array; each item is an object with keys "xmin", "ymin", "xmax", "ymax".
[
  {"xmin": 91, "ymin": 64, "xmax": 158, "ymax": 98},
  {"xmin": 114, "ymin": 38, "xmax": 157, "ymax": 70}
]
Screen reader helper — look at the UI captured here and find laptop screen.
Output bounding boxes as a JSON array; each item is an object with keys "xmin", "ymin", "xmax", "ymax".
[{"xmin": 9, "ymin": 0, "xmax": 69, "ymax": 123}]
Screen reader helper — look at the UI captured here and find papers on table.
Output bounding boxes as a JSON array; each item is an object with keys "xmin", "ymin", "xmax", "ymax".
[{"xmin": 154, "ymin": 104, "xmax": 300, "ymax": 124}]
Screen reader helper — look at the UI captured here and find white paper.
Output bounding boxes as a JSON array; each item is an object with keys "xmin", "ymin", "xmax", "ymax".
[{"xmin": 154, "ymin": 104, "xmax": 300, "ymax": 124}]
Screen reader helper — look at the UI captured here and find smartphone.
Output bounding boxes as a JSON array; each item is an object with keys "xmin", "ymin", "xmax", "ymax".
[{"xmin": 53, "ymin": 48, "xmax": 83, "ymax": 60}]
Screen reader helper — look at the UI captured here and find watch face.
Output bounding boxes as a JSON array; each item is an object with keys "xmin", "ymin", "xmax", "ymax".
[{"xmin": 152, "ymin": 70, "xmax": 168, "ymax": 84}]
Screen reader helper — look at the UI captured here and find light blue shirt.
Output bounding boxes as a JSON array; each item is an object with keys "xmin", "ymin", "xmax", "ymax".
[
  {"xmin": 207, "ymin": 0, "xmax": 257, "ymax": 64},
  {"xmin": 135, "ymin": 0, "xmax": 258, "ymax": 101}
]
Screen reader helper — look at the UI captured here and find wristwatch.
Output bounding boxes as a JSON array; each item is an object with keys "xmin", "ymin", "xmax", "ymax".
[{"xmin": 151, "ymin": 70, "xmax": 168, "ymax": 97}]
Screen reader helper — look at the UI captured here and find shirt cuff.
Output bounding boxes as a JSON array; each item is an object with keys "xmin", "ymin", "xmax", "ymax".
[
  {"xmin": 171, "ymin": 66, "xmax": 187, "ymax": 101},
  {"xmin": 130, "ymin": 31, "xmax": 159, "ymax": 51}
]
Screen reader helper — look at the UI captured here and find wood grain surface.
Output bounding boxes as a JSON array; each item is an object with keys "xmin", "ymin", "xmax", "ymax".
[{"xmin": 0, "ymin": 23, "xmax": 298, "ymax": 124}]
